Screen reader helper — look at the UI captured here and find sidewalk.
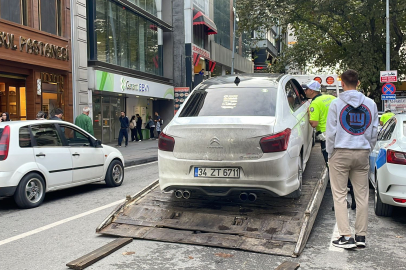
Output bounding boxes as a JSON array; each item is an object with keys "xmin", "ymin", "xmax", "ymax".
[{"xmin": 107, "ymin": 139, "xmax": 158, "ymax": 167}]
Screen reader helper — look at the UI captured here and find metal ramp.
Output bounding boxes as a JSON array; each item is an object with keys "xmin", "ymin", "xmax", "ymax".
[{"xmin": 97, "ymin": 146, "xmax": 328, "ymax": 257}]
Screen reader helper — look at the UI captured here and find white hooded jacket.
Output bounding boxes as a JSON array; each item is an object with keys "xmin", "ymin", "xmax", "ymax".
[{"xmin": 326, "ymin": 90, "xmax": 379, "ymax": 158}]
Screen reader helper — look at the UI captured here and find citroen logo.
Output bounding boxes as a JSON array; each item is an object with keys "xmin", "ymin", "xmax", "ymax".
[{"xmin": 210, "ymin": 136, "xmax": 220, "ymax": 145}]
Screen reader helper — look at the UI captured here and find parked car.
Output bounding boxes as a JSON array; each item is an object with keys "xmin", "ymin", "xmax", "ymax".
[
  {"xmin": 369, "ymin": 114, "xmax": 406, "ymax": 216},
  {"xmin": 0, "ymin": 120, "xmax": 124, "ymax": 208},
  {"xmin": 158, "ymin": 74, "xmax": 313, "ymax": 200}
]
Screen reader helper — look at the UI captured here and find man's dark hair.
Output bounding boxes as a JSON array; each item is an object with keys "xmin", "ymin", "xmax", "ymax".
[
  {"xmin": 136, "ymin": 114, "xmax": 140, "ymax": 117},
  {"xmin": 341, "ymin": 69, "xmax": 359, "ymax": 88},
  {"xmin": 54, "ymin": 108, "xmax": 63, "ymax": 115},
  {"xmin": 121, "ymin": 111, "xmax": 125, "ymax": 113}
]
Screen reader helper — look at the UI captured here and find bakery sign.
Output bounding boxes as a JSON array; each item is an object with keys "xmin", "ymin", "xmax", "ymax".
[{"xmin": 0, "ymin": 31, "xmax": 69, "ymax": 61}]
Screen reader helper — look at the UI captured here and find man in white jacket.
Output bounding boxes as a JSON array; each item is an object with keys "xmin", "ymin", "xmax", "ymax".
[{"xmin": 326, "ymin": 69, "xmax": 378, "ymax": 249}]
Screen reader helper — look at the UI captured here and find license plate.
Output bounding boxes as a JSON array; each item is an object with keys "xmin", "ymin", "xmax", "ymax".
[{"xmin": 194, "ymin": 167, "xmax": 240, "ymax": 178}]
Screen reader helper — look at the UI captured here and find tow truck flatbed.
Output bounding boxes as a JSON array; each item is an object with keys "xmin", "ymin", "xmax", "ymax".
[{"xmin": 96, "ymin": 145, "xmax": 327, "ymax": 257}]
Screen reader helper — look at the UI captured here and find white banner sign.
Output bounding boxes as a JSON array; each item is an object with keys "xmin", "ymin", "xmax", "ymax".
[
  {"xmin": 384, "ymin": 98, "xmax": 406, "ymax": 113},
  {"xmin": 380, "ymin": 70, "xmax": 398, "ymax": 83}
]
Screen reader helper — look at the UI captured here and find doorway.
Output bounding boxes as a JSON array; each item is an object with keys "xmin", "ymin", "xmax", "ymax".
[{"xmin": 0, "ymin": 77, "xmax": 27, "ymax": 120}]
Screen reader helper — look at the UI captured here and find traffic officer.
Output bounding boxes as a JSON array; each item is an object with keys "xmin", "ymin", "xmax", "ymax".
[
  {"xmin": 304, "ymin": 80, "xmax": 335, "ymax": 164},
  {"xmin": 380, "ymin": 109, "xmax": 395, "ymax": 126}
]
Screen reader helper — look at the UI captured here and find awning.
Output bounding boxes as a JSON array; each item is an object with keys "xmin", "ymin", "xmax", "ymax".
[{"xmin": 193, "ymin": 10, "xmax": 218, "ymax": 35}]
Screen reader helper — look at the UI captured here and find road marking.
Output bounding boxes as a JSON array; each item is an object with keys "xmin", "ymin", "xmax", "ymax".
[
  {"xmin": 125, "ymin": 161, "xmax": 157, "ymax": 170},
  {"xmin": 0, "ymin": 199, "xmax": 124, "ymax": 247}
]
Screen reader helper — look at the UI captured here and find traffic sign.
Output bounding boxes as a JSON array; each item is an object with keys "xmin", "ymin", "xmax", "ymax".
[
  {"xmin": 380, "ymin": 70, "xmax": 397, "ymax": 83},
  {"xmin": 326, "ymin": 76, "xmax": 334, "ymax": 85},
  {"xmin": 382, "ymin": 83, "xmax": 396, "ymax": 94},
  {"xmin": 313, "ymin": 77, "xmax": 322, "ymax": 84},
  {"xmin": 381, "ymin": 94, "xmax": 396, "ymax": 100}
]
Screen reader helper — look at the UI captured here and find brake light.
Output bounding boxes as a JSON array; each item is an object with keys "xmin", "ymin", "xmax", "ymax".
[
  {"xmin": 158, "ymin": 132, "xmax": 175, "ymax": 152},
  {"xmin": 260, "ymin": 128, "xmax": 291, "ymax": 153},
  {"xmin": 0, "ymin": 125, "xmax": 10, "ymax": 161},
  {"xmin": 387, "ymin": 150, "xmax": 406, "ymax": 165},
  {"xmin": 393, "ymin": 198, "xmax": 406, "ymax": 203}
]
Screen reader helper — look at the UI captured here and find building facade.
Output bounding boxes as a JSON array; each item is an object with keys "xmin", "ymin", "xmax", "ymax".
[
  {"xmin": 73, "ymin": 0, "xmax": 174, "ymax": 144},
  {"xmin": 0, "ymin": 0, "xmax": 72, "ymax": 122},
  {"xmin": 173, "ymin": 0, "xmax": 253, "ymax": 94}
]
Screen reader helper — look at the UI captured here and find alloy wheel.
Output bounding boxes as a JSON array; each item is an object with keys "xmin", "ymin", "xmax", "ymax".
[
  {"xmin": 25, "ymin": 178, "xmax": 44, "ymax": 204},
  {"xmin": 112, "ymin": 164, "xmax": 123, "ymax": 184}
]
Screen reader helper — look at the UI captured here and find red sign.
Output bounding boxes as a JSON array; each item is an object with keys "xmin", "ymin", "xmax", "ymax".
[
  {"xmin": 314, "ymin": 77, "xmax": 322, "ymax": 84},
  {"xmin": 192, "ymin": 44, "xmax": 210, "ymax": 59},
  {"xmin": 326, "ymin": 76, "xmax": 334, "ymax": 85},
  {"xmin": 382, "ymin": 83, "xmax": 396, "ymax": 94},
  {"xmin": 380, "ymin": 70, "xmax": 397, "ymax": 83}
]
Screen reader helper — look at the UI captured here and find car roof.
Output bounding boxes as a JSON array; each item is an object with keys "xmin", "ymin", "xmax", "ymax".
[
  {"xmin": 0, "ymin": 120, "xmax": 73, "ymax": 127},
  {"xmin": 196, "ymin": 73, "xmax": 285, "ymax": 90}
]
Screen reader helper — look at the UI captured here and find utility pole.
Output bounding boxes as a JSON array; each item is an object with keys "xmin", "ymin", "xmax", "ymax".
[
  {"xmin": 386, "ymin": 0, "xmax": 390, "ymax": 71},
  {"xmin": 231, "ymin": 1, "xmax": 236, "ymax": 75}
]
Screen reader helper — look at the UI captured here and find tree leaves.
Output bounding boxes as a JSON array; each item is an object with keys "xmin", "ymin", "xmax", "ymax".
[{"xmin": 237, "ymin": 0, "xmax": 406, "ymax": 99}]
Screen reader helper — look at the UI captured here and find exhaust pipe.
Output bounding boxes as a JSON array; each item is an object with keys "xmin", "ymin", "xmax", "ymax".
[
  {"xmin": 248, "ymin": 193, "xmax": 257, "ymax": 202},
  {"xmin": 182, "ymin": 190, "xmax": 191, "ymax": 199},
  {"xmin": 239, "ymin": 192, "xmax": 248, "ymax": 201},
  {"xmin": 175, "ymin": 190, "xmax": 183, "ymax": 199}
]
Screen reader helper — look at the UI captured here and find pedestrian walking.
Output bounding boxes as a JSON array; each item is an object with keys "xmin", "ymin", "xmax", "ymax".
[
  {"xmin": 50, "ymin": 108, "xmax": 63, "ymax": 121},
  {"xmin": 154, "ymin": 112, "xmax": 161, "ymax": 137},
  {"xmin": 379, "ymin": 109, "xmax": 395, "ymax": 126},
  {"xmin": 1, "ymin": 112, "xmax": 10, "ymax": 122},
  {"xmin": 147, "ymin": 116, "xmax": 155, "ymax": 139},
  {"xmin": 326, "ymin": 69, "xmax": 379, "ymax": 249},
  {"xmin": 136, "ymin": 114, "xmax": 143, "ymax": 141},
  {"xmin": 129, "ymin": 115, "xmax": 138, "ymax": 142},
  {"xmin": 75, "ymin": 107, "xmax": 94, "ymax": 136},
  {"xmin": 118, "ymin": 111, "xmax": 129, "ymax": 147},
  {"xmin": 304, "ymin": 80, "xmax": 335, "ymax": 163}
]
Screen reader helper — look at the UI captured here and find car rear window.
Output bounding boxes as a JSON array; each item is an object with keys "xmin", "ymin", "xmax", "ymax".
[{"xmin": 179, "ymin": 88, "xmax": 277, "ymax": 117}]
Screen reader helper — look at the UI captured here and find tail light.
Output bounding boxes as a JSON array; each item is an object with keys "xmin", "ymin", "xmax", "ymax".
[
  {"xmin": 393, "ymin": 198, "xmax": 406, "ymax": 203},
  {"xmin": 158, "ymin": 132, "xmax": 175, "ymax": 152},
  {"xmin": 387, "ymin": 150, "xmax": 406, "ymax": 165},
  {"xmin": 0, "ymin": 125, "xmax": 10, "ymax": 161},
  {"xmin": 260, "ymin": 128, "xmax": 291, "ymax": 153}
]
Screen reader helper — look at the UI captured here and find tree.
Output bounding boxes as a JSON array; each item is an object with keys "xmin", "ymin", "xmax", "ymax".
[{"xmin": 237, "ymin": 0, "xmax": 406, "ymax": 100}]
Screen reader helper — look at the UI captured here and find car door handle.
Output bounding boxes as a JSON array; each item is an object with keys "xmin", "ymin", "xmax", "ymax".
[
  {"xmin": 72, "ymin": 153, "xmax": 80, "ymax": 156},
  {"xmin": 36, "ymin": 153, "xmax": 46, "ymax": 157}
]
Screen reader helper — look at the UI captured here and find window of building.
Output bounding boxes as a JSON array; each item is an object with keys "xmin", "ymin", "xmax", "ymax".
[
  {"xmin": 0, "ymin": 77, "xmax": 27, "ymax": 121},
  {"xmin": 39, "ymin": 0, "xmax": 62, "ymax": 36},
  {"xmin": 193, "ymin": 25, "xmax": 206, "ymax": 49},
  {"xmin": 128, "ymin": 0, "xmax": 158, "ymax": 17},
  {"xmin": 92, "ymin": 0, "xmax": 162, "ymax": 76},
  {"xmin": 213, "ymin": 0, "xmax": 230, "ymax": 49},
  {"xmin": 0, "ymin": 0, "xmax": 27, "ymax": 25}
]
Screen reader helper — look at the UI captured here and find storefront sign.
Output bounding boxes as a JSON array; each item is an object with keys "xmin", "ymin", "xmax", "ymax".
[
  {"xmin": 174, "ymin": 87, "xmax": 190, "ymax": 114},
  {"xmin": 41, "ymin": 73, "xmax": 64, "ymax": 85},
  {"xmin": 384, "ymin": 98, "xmax": 406, "ymax": 113},
  {"xmin": 192, "ymin": 44, "xmax": 210, "ymax": 59},
  {"xmin": 94, "ymin": 70, "xmax": 174, "ymax": 99},
  {"xmin": 121, "ymin": 77, "xmax": 149, "ymax": 92},
  {"xmin": 0, "ymin": 31, "xmax": 69, "ymax": 61}
]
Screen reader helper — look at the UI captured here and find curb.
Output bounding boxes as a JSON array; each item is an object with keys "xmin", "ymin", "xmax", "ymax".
[{"xmin": 124, "ymin": 157, "xmax": 158, "ymax": 167}]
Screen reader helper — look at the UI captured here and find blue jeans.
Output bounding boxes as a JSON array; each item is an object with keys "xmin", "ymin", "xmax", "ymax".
[{"xmin": 118, "ymin": 128, "xmax": 128, "ymax": 146}]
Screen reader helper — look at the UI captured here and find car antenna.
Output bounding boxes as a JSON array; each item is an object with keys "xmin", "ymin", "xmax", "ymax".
[{"xmin": 234, "ymin": 76, "xmax": 240, "ymax": 86}]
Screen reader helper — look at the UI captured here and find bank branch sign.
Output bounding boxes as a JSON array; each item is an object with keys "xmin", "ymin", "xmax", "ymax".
[
  {"xmin": 95, "ymin": 70, "xmax": 174, "ymax": 99},
  {"xmin": 120, "ymin": 77, "xmax": 149, "ymax": 92}
]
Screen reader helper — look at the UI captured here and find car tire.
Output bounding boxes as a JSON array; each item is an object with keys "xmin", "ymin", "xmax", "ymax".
[
  {"xmin": 286, "ymin": 155, "xmax": 303, "ymax": 199},
  {"xmin": 14, "ymin": 173, "xmax": 46, "ymax": 209},
  {"xmin": 374, "ymin": 178, "xmax": 393, "ymax": 217},
  {"xmin": 105, "ymin": 160, "xmax": 124, "ymax": 187}
]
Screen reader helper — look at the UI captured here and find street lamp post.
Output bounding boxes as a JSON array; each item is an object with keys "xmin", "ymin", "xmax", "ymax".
[
  {"xmin": 231, "ymin": 1, "xmax": 236, "ymax": 75},
  {"xmin": 386, "ymin": 0, "xmax": 390, "ymax": 71}
]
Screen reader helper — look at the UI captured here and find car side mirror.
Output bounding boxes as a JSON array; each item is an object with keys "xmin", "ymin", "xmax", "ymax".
[{"xmin": 95, "ymin": 139, "xmax": 102, "ymax": 148}]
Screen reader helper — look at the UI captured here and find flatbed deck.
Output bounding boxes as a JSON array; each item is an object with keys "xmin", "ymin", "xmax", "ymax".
[{"xmin": 97, "ymin": 145, "xmax": 328, "ymax": 257}]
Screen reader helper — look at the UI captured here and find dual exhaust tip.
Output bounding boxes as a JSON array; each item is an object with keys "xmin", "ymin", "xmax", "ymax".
[
  {"xmin": 175, "ymin": 189, "xmax": 191, "ymax": 199},
  {"xmin": 239, "ymin": 192, "xmax": 257, "ymax": 202},
  {"xmin": 174, "ymin": 190, "xmax": 257, "ymax": 202}
]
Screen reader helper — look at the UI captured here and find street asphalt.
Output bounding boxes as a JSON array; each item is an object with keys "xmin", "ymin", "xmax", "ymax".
[{"xmin": 0, "ymin": 161, "xmax": 405, "ymax": 269}]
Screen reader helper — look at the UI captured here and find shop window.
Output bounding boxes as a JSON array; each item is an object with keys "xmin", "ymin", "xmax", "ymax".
[
  {"xmin": 39, "ymin": 0, "xmax": 62, "ymax": 36},
  {"xmin": 0, "ymin": 78, "xmax": 27, "ymax": 121},
  {"xmin": 0, "ymin": 0, "xmax": 28, "ymax": 25}
]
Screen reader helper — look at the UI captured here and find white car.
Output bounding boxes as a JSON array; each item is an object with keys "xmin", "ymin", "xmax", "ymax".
[
  {"xmin": 158, "ymin": 74, "xmax": 313, "ymax": 201},
  {"xmin": 369, "ymin": 114, "xmax": 406, "ymax": 216},
  {"xmin": 0, "ymin": 120, "xmax": 124, "ymax": 208}
]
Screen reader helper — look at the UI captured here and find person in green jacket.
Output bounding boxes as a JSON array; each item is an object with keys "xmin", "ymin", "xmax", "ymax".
[
  {"xmin": 75, "ymin": 107, "xmax": 94, "ymax": 136},
  {"xmin": 380, "ymin": 109, "xmax": 395, "ymax": 126}
]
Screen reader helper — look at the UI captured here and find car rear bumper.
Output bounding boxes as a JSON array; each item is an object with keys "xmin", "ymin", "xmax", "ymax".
[
  {"xmin": 158, "ymin": 150, "xmax": 299, "ymax": 197},
  {"xmin": 0, "ymin": 171, "xmax": 17, "ymax": 197},
  {"xmin": 0, "ymin": 186, "xmax": 17, "ymax": 197},
  {"xmin": 379, "ymin": 164, "xmax": 406, "ymax": 207}
]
